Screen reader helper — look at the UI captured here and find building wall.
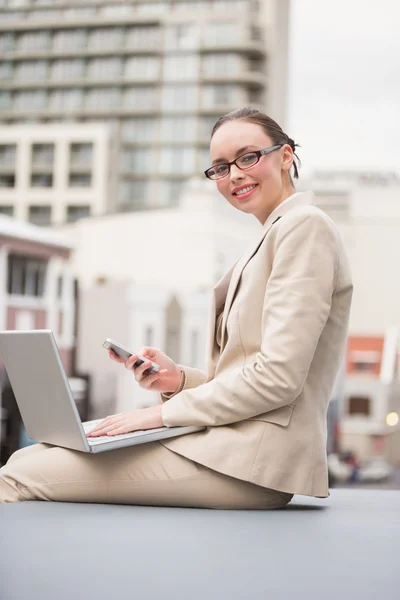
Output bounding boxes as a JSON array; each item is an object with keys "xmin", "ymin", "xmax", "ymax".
[{"xmin": 0, "ymin": 123, "xmax": 110, "ymax": 225}]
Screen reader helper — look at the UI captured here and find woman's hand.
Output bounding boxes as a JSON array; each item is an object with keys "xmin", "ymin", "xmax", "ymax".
[
  {"xmin": 86, "ymin": 404, "xmax": 163, "ymax": 437},
  {"xmin": 109, "ymin": 346, "xmax": 182, "ymax": 395}
]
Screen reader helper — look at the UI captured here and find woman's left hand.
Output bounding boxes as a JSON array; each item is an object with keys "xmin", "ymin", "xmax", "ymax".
[{"xmin": 86, "ymin": 404, "xmax": 164, "ymax": 437}]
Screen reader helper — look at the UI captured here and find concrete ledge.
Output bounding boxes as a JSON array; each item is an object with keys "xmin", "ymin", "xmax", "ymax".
[{"xmin": 1, "ymin": 489, "xmax": 399, "ymax": 600}]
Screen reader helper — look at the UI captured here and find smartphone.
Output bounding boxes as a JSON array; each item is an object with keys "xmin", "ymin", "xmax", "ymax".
[{"xmin": 102, "ymin": 338, "xmax": 160, "ymax": 375}]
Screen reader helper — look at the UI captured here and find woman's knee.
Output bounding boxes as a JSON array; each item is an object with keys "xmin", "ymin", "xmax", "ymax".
[{"xmin": 6, "ymin": 443, "xmax": 50, "ymax": 465}]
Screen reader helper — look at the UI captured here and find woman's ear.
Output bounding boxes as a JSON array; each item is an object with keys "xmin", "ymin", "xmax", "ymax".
[{"xmin": 281, "ymin": 144, "xmax": 294, "ymax": 174}]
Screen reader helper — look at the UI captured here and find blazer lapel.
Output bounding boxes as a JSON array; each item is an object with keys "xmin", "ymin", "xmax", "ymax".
[{"xmin": 219, "ymin": 190, "xmax": 315, "ymax": 351}]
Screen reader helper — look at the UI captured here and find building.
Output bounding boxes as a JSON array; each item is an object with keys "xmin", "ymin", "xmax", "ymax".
[
  {"xmin": 0, "ymin": 123, "xmax": 110, "ymax": 225},
  {"xmin": 299, "ymin": 171, "xmax": 400, "ymax": 464},
  {"xmin": 0, "ymin": 0, "xmax": 291, "ymax": 213}
]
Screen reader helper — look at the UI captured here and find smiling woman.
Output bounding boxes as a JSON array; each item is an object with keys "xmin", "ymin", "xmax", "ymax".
[{"xmin": 0, "ymin": 107, "xmax": 353, "ymax": 510}]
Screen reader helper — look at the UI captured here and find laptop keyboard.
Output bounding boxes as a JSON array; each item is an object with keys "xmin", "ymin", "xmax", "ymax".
[{"xmin": 82, "ymin": 420, "xmax": 166, "ymax": 445}]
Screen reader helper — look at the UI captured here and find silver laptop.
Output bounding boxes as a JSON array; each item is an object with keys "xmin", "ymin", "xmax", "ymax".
[{"xmin": 0, "ymin": 330, "xmax": 204, "ymax": 453}]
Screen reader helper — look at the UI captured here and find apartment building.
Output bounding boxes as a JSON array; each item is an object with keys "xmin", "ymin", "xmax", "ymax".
[
  {"xmin": 0, "ymin": 0, "xmax": 290, "ymax": 213},
  {"xmin": 0, "ymin": 123, "xmax": 109, "ymax": 225}
]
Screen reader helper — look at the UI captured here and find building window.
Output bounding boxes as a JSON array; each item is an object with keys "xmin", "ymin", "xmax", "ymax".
[
  {"xmin": 202, "ymin": 54, "xmax": 241, "ymax": 77},
  {"xmin": 121, "ymin": 149, "xmax": 153, "ymax": 174},
  {"xmin": 53, "ymin": 29, "xmax": 86, "ymax": 52},
  {"xmin": 101, "ymin": 4, "xmax": 133, "ymax": 17},
  {"xmin": 161, "ymin": 85, "xmax": 198, "ymax": 111},
  {"xmin": 51, "ymin": 59, "xmax": 85, "ymax": 81},
  {"xmin": 31, "ymin": 174, "xmax": 53, "ymax": 188},
  {"xmin": 123, "ymin": 87, "xmax": 158, "ymax": 110},
  {"xmin": 203, "ymin": 22, "xmax": 242, "ymax": 46},
  {"xmin": 200, "ymin": 116, "xmax": 218, "ymax": 139},
  {"xmin": 70, "ymin": 143, "xmax": 93, "ymax": 168},
  {"xmin": 14, "ymin": 90, "xmax": 47, "ymax": 111},
  {"xmin": 118, "ymin": 180, "xmax": 148, "ymax": 210},
  {"xmin": 0, "ymin": 91, "xmax": 11, "ymax": 111},
  {"xmin": 87, "ymin": 58, "xmax": 123, "ymax": 80},
  {"xmin": 0, "ymin": 32, "xmax": 15, "ymax": 53},
  {"xmin": 28, "ymin": 205, "xmax": 52, "ymax": 226},
  {"xmin": 17, "ymin": 31, "xmax": 51, "ymax": 52},
  {"xmin": 0, "ymin": 61, "xmax": 13, "ymax": 80},
  {"xmin": 136, "ymin": 2, "xmax": 169, "ymax": 15},
  {"xmin": 160, "ymin": 117, "xmax": 197, "ymax": 142},
  {"xmin": 201, "ymin": 84, "xmax": 240, "ymax": 108},
  {"xmin": 85, "ymin": 88, "xmax": 121, "ymax": 110},
  {"xmin": 69, "ymin": 174, "xmax": 91, "ymax": 188},
  {"xmin": 0, "ymin": 205, "xmax": 14, "ymax": 216},
  {"xmin": 0, "ymin": 174, "xmax": 16, "ymax": 188},
  {"xmin": 66, "ymin": 205, "xmax": 91, "ymax": 223},
  {"xmin": 15, "ymin": 60, "xmax": 48, "ymax": 81},
  {"xmin": 347, "ymin": 396, "xmax": 371, "ymax": 416},
  {"xmin": 126, "ymin": 26, "xmax": 160, "ymax": 49},
  {"xmin": 63, "ymin": 7, "xmax": 96, "ymax": 19},
  {"xmin": 32, "ymin": 143, "xmax": 54, "ymax": 167},
  {"xmin": 0, "ymin": 144, "xmax": 17, "ymax": 167},
  {"xmin": 7, "ymin": 254, "xmax": 47, "ymax": 297},
  {"xmin": 158, "ymin": 180, "xmax": 184, "ymax": 207},
  {"xmin": 159, "ymin": 147, "xmax": 195, "ymax": 174},
  {"xmin": 124, "ymin": 56, "xmax": 160, "ymax": 80},
  {"xmin": 163, "ymin": 54, "xmax": 199, "ymax": 81},
  {"xmin": 49, "ymin": 89, "xmax": 83, "ymax": 112},
  {"xmin": 122, "ymin": 118, "xmax": 156, "ymax": 142},
  {"xmin": 88, "ymin": 28, "xmax": 124, "ymax": 51},
  {"xmin": 164, "ymin": 24, "xmax": 200, "ymax": 50}
]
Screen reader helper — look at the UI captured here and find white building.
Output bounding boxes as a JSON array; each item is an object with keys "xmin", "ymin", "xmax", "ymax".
[
  {"xmin": 0, "ymin": 123, "xmax": 110, "ymax": 225},
  {"xmin": 0, "ymin": 0, "xmax": 291, "ymax": 212}
]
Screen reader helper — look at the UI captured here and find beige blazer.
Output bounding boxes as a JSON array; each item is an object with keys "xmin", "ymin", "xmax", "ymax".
[{"xmin": 161, "ymin": 191, "xmax": 353, "ymax": 497}]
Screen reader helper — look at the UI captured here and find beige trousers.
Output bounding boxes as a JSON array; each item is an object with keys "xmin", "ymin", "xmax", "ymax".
[{"xmin": 0, "ymin": 441, "xmax": 293, "ymax": 510}]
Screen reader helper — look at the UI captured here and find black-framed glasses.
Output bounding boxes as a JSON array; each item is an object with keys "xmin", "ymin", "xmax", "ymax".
[{"xmin": 204, "ymin": 144, "xmax": 283, "ymax": 180}]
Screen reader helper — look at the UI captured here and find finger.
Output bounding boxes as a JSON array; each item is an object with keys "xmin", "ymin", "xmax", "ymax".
[
  {"xmin": 125, "ymin": 355, "xmax": 139, "ymax": 370},
  {"xmin": 139, "ymin": 371, "xmax": 161, "ymax": 390},
  {"xmin": 109, "ymin": 350, "xmax": 125, "ymax": 363},
  {"xmin": 135, "ymin": 360, "xmax": 155, "ymax": 380},
  {"xmin": 88, "ymin": 421, "xmax": 123, "ymax": 437},
  {"xmin": 139, "ymin": 347, "xmax": 157, "ymax": 360}
]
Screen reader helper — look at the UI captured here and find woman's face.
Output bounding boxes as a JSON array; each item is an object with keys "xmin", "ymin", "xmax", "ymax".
[{"xmin": 209, "ymin": 120, "xmax": 294, "ymax": 224}]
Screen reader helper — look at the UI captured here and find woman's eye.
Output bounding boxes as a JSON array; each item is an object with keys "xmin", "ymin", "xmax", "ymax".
[
  {"xmin": 240, "ymin": 153, "xmax": 257, "ymax": 164},
  {"xmin": 215, "ymin": 164, "xmax": 228, "ymax": 174}
]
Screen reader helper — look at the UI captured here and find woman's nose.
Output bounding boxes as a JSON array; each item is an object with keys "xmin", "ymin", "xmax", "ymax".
[{"xmin": 229, "ymin": 164, "xmax": 244, "ymax": 182}]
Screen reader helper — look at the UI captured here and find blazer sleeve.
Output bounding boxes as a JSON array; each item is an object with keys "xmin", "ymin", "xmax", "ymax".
[
  {"xmin": 160, "ymin": 365, "xmax": 207, "ymax": 402},
  {"xmin": 161, "ymin": 211, "xmax": 339, "ymax": 427}
]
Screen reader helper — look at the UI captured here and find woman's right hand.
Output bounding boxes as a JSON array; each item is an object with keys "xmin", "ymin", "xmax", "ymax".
[{"xmin": 108, "ymin": 346, "xmax": 182, "ymax": 395}]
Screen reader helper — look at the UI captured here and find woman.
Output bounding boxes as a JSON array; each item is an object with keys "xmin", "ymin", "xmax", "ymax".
[{"xmin": 0, "ymin": 107, "xmax": 352, "ymax": 508}]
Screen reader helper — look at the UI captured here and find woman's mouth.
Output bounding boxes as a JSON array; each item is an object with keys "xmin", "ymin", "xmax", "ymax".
[{"xmin": 232, "ymin": 184, "xmax": 258, "ymax": 200}]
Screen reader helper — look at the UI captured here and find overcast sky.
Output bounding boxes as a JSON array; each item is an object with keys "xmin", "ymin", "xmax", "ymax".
[{"xmin": 287, "ymin": 0, "xmax": 400, "ymax": 174}]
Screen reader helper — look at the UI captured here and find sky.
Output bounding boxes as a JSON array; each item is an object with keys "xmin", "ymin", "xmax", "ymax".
[{"xmin": 287, "ymin": 0, "xmax": 400, "ymax": 174}]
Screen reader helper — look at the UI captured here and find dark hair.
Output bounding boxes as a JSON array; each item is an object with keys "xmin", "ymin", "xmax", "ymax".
[{"xmin": 211, "ymin": 106, "xmax": 301, "ymax": 180}]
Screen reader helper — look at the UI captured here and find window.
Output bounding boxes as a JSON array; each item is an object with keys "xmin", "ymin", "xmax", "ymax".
[
  {"xmin": 126, "ymin": 26, "xmax": 160, "ymax": 49},
  {"xmin": 49, "ymin": 89, "xmax": 83, "ymax": 112},
  {"xmin": 0, "ymin": 144, "xmax": 17, "ymax": 167},
  {"xmin": 51, "ymin": 59, "xmax": 85, "ymax": 81},
  {"xmin": 201, "ymin": 84, "xmax": 240, "ymax": 108},
  {"xmin": 53, "ymin": 30, "xmax": 86, "ymax": 52},
  {"xmin": 158, "ymin": 180, "xmax": 184, "ymax": 207},
  {"xmin": 0, "ymin": 174, "xmax": 16, "ymax": 188},
  {"xmin": 31, "ymin": 174, "xmax": 53, "ymax": 188},
  {"xmin": 163, "ymin": 55, "xmax": 199, "ymax": 81},
  {"xmin": 15, "ymin": 60, "xmax": 48, "ymax": 80},
  {"xmin": 202, "ymin": 54, "xmax": 241, "ymax": 77},
  {"xmin": 69, "ymin": 174, "xmax": 91, "ymax": 187},
  {"xmin": 88, "ymin": 28, "xmax": 123, "ymax": 50},
  {"xmin": 29, "ymin": 9, "xmax": 60, "ymax": 20},
  {"xmin": 0, "ymin": 33, "xmax": 15, "ymax": 53},
  {"xmin": 70, "ymin": 143, "xmax": 93, "ymax": 168},
  {"xmin": 122, "ymin": 118, "xmax": 156, "ymax": 142},
  {"xmin": 348, "ymin": 396, "xmax": 371, "ymax": 416},
  {"xmin": 0, "ymin": 205, "xmax": 14, "ymax": 216},
  {"xmin": 198, "ymin": 147, "xmax": 211, "ymax": 171},
  {"xmin": 203, "ymin": 22, "xmax": 241, "ymax": 46},
  {"xmin": 7, "ymin": 254, "xmax": 46, "ymax": 297},
  {"xmin": 66, "ymin": 205, "xmax": 91, "ymax": 223},
  {"xmin": 200, "ymin": 116, "xmax": 218, "ymax": 139},
  {"xmin": 248, "ymin": 88, "xmax": 263, "ymax": 104},
  {"xmin": 28, "ymin": 205, "xmax": 52, "ymax": 226},
  {"xmin": 14, "ymin": 90, "xmax": 47, "ymax": 111},
  {"xmin": 85, "ymin": 88, "xmax": 121, "ymax": 110},
  {"xmin": 121, "ymin": 149, "xmax": 153, "ymax": 174},
  {"xmin": 87, "ymin": 58, "xmax": 122, "ymax": 80},
  {"xmin": 0, "ymin": 62, "xmax": 13, "ymax": 80},
  {"xmin": 124, "ymin": 57, "xmax": 160, "ymax": 80},
  {"xmin": 165, "ymin": 24, "xmax": 199, "ymax": 50},
  {"xmin": 161, "ymin": 85, "xmax": 198, "ymax": 111},
  {"xmin": 63, "ymin": 7, "xmax": 96, "ymax": 19},
  {"xmin": 32, "ymin": 143, "xmax": 54, "ymax": 167},
  {"xmin": 160, "ymin": 117, "xmax": 197, "ymax": 142},
  {"xmin": 18, "ymin": 31, "xmax": 50, "ymax": 52},
  {"xmin": 0, "ymin": 92, "xmax": 11, "ymax": 111},
  {"xmin": 118, "ymin": 180, "xmax": 148, "ymax": 210},
  {"xmin": 135, "ymin": 3, "xmax": 168, "ymax": 15},
  {"xmin": 159, "ymin": 147, "xmax": 195, "ymax": 174},
  {"xmin": 123, "ymin": 87, "xmax": 158, "ymax": 110}
]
